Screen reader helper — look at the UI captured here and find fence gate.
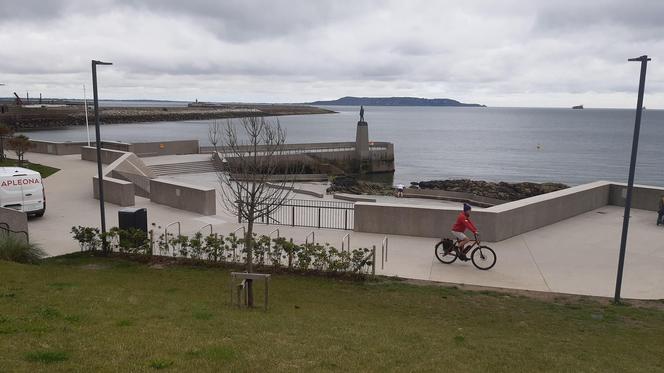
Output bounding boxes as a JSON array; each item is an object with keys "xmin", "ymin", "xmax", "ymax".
[{"xmin": 240, "ymin": 199, "xmax": 355, "ymax": 230}]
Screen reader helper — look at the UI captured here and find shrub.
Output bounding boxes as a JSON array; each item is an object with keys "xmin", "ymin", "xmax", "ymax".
[
  {"xmin": 68, "ymin": 225, "xmax": 375, "ymax": 275},
  {"xmin": 203, "ymin": 233, "xmax": 223, "ymax": 262},
  {"xmin": 71, "ymin": 226, "xmax": 101, "ymax": 251},
  {"xmin": 189, "ymin": 232, "xmax": 204, "ymax": 260},
  {"xmin": 0, "ymin": 235, "xmax": 45, "ymax": 264},
  {"xmin": 110, "ymin": 227, "xmax": 150, "ymax": 255}
]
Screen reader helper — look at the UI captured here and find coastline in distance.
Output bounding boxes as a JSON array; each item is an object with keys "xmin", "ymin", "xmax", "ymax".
[{"xmin": 307, "ymin": 96, "xmax": 486, "ymax": 107}]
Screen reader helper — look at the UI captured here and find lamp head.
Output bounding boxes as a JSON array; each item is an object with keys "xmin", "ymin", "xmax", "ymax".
[
  {"xmin": 92, "ymin": 60, "xmax": 113, "ymax": 66},
  {"xmin": 628, "ymin": 55, "xmax": 651, "ymax": 62}
]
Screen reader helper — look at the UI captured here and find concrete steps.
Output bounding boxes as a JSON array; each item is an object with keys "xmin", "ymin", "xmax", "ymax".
[{"xmin": 148, "ymin": 161, "xmax": 218, "ymax": 176}]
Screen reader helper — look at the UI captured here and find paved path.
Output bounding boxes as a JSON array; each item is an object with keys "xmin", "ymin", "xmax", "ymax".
[{"xmin": 25, "ymin": 152, "xmax": 664, "ymax": 300}]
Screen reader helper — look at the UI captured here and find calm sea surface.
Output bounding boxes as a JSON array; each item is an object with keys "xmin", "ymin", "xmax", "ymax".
[{"xmin": 22, "ymin": 105, "xmax": 664, "ymax": 186}]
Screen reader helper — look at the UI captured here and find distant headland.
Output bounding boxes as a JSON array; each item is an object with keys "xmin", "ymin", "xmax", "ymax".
[{"xmin": 307, "ymin": 96, "xmax": 486, "ymax": 107}]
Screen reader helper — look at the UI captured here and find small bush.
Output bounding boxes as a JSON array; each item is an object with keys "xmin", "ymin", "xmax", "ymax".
[
  {"xmin": 71, "ymin": 226, "xmax": 100, "ymax": 251},
  {"xmin": 70, "ymin": 225, "xmax": 375, "ymax": 275},
  {"xmin": 0, "ymin": 235, "xmax": 45, "ymax": 264}
]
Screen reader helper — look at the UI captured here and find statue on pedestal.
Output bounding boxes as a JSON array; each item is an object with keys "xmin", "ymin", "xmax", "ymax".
[{"xmin": 359, "ymin": 106, "xmax": 365, "ymax": 122}]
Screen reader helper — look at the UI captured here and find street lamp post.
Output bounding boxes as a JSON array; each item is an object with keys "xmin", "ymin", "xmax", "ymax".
[
  {"xmin": 91, "ymin": 59, "xmax": 113, "ymax": 252},
  {"xmin": 614, "ymin": 55, "xmax": 650, "ymax": 303}
]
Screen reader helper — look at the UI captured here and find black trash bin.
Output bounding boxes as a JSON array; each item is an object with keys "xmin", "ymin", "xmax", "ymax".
[{"xmin": 118, "ymin": 207, "xmax": 148, "ymax": 232}]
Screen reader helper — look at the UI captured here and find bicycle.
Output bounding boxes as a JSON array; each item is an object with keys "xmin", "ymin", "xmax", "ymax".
[{"xmin": 434, "ymin": 233, "xmax": 497, "ymax": 270}]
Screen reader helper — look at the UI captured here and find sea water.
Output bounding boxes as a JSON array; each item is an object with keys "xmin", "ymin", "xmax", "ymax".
[{"xmin": 22, "ymin": 105, "xmax": 664, "ymax": 186}]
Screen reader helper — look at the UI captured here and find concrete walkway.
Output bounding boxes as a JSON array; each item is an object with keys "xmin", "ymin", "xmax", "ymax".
[{"xmin": 23, "ymin": 152, "xmax": 664, "ymax": 300}]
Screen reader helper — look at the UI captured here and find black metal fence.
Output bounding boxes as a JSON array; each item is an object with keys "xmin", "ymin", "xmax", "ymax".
[{"xmin": 240, "ymin": 199, "xmax": 355, "ymax": 230}]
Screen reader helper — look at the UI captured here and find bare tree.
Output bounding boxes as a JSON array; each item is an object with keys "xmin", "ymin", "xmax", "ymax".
[
  {"xmin": 8, "ymin": 134, "xmax": 32, "ymax": 166},
  {"xmin": 208, "ymin": 120, "xmax": 222, "ymax": 153},
  {"xmin": 0, "ymin": 122, "xmax": 13, "ymax": 161},
  {"xmin": 217, "ymin": 116, "xmax": 295, "ymax": 306}
]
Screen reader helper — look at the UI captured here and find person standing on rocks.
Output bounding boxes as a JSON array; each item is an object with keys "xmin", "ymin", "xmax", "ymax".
[
  {"xmin": 396, "ymin": 183, "xmax": 405, "ymax": 198},
  {"xmin": 451, "ymin": 203, "xmax": 479, "ymax": 260}
]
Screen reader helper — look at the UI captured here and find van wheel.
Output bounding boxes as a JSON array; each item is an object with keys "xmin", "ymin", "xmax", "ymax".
[{"xmin": 35, "ymin": 211, "xmax": 44, "ymax": 217}]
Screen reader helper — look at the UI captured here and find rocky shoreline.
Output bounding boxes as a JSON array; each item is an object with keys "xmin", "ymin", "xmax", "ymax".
[
  {"xmin": 326, "ymin": 176, "xmax": 394, "ymax": 196},
  {"xmin": 413, "ymin": 179, "xmax": 568, "ymax": 201},
  {"xmin": 327, "ymin": 176, "xmax": 569, "ymax": 202},
  {"xmin": 0, "ymin": 104, "xmax": 335, "ymax": 130}
]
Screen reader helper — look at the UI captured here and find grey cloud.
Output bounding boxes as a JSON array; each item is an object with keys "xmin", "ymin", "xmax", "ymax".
[
  {"xmin": 0, "ymin": 0, "xmax": 663, "ymax": 108},
  {"xmin": 533, "ymin": 1, "xmax": 664, "ymax": 35},
  {"xmin": 1, "ymin": 0, "xmax": 379, "ymax": 42}
]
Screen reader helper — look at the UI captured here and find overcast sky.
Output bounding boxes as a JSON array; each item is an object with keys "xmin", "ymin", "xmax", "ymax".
[{"xmin": 1, "ymin": 0, "xmax": 663, "ymax": 108}]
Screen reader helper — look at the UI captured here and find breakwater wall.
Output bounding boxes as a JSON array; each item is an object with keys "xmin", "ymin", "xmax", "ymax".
[
  {"xmin": 212, "ymin": 141, "xmax": 394, "ymax": 175},
  {"xmin": 1, "ymin": 105, "xmax": 334, "ymax": 130}
]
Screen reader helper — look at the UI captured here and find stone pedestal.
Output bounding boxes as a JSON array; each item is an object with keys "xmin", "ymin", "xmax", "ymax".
[{"xmin": 355, "ymin": 121, "xmax": 369, "ymax": 160}]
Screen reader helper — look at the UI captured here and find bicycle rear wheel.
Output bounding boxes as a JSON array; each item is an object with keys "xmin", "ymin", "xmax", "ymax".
[
  {"xmin": 435, "ymin": 241, "xmax": 457, "ymax": 264},
  {"xmin": 471, "ymin": 246, "xmax": 496, "ymax": 270}
]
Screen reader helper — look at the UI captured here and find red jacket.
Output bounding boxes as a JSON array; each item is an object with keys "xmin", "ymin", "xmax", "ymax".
[{"xmin": 452, "ymin": 212, "xmax": 478, "ymax": 234}]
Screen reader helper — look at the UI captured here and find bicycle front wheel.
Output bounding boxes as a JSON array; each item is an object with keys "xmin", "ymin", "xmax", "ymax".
[
  {"xmin": 471, "ymin": 246, "xmax": 496, "ymax": 270},
  {"xmin": 435, "ymin": 241, "xmax": 457, "ymax": 264}
]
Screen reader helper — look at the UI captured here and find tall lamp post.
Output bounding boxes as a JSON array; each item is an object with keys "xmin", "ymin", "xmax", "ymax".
[
  {"xmin": 614, "ymin": 55, "xmax": 650, "ymax": 303},
  {"xmin": 91, "ymin": 59, "xmax": 113, "ymax": 252}
]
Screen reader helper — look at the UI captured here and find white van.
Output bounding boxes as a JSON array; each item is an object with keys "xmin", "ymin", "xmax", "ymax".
[{"xmin": 0, "ymin": 167, "xmax": 45, "ymax": 217}]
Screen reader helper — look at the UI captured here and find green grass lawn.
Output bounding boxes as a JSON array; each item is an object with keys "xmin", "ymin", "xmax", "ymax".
[
  {"xmin": 0, "ymin": 158, "xmax": 60, "ymax": 178},
  {"xmin": 1, "ymin": 254, "xmax": 663, "ymax": 372}
]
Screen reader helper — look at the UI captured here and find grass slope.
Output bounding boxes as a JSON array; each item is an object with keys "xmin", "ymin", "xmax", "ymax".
[
  {"xmin": 0, "ymin": 254, "xmax": 663, "ymax": 372},
  {"xmin": 0, "ymin": 158, "xmax": 60, "ymax": 178}
]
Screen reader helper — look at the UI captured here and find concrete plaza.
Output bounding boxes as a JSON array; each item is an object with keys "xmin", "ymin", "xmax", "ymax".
[{"xmin": 24, "ymin": 152, "xmax": 664, "ymax": 300}]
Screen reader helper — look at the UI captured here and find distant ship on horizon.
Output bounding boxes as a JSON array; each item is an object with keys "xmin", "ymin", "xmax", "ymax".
[{"xmin": 572, "ymin": 105, "xmax": 584, "ymax": 109}]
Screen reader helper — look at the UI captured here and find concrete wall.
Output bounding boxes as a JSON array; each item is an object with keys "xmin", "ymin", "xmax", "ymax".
[
  {"xmin": 93, "ymin": 176, "xmax": 135, "ymax": 207},
  {"xmin": 33, "ymin": 139, "xmax": 197, "ymax": 158},
  {"xmin": 0, "ymin": 207, "xmax": 29, "ymax": 241},
  {"xmin": 31, "ymin": 140, "xmax": 86, "ymax": 155},
  {"xmin": 489, "ymin": 181, "xmax": 611, "ymax": 241},
  {"xmin": 404, "ymin": 189, "xmax": 505, "ymax": 207},
  {"xmin": 354, "ymin": 202, "xmax": 493, "ymax": 239},
  {"xmin": 213, "ymin": 141, "xmax": 394, "ymax": 174},
  {"xmin": 149, "ymin": 178, "xmax": 216, "ymax": 215},
  {"xmin": 333, "ymin": 194, "xmax": 377, "ymax": 203},
  {"xmin": 609, "ymin": 183, "xmax": 664, "ymax": 212},
  {"xmin": 106, "ymin": 152, "xmax": 156, "ymax": 197},
  {"xmin": 231, "ymin": 173, "xmax": 328, "ymax": 182},
  {"xmin": 81, "ymin": 146, "xmax": 128, "ymax": 164},
  {"xmin": 130, "ymin": 140, "xmax": 199, "ymax": 157},
  {"xmin": 265, "ymin": 182, "xmax": 324, "ymax": 198},
  {"xmin": 354, "ymin": 181, "xmax": 619, "ymax": 242},
  {"xmin": 98, "ymin": 141, "xmax": 132, "ymax": 152}
]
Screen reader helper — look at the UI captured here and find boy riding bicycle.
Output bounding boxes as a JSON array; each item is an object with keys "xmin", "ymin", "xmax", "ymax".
[{"xmin": 451, "ymin": 203, "xmax": 478, "ymax": 261}]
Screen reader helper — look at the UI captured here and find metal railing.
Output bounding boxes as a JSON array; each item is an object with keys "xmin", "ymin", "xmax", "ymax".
[
  {"xmin": 341, "ymin": 233, "xmax": 351, "ymax": 252},
  {"xmin": 197, "ymin": 223, "xmax": 213, "ymax": 236},
  {"xmin": 164, "ymin": 221, "xmax": 181, "ymax": 256},
  {"xmin": 305, "ymin": 231, "xmax": 316, "ymax": 245},
  {"xmin": 231, "ymin": 226, "xmax": 246, "ymax": 262},
  {"xmin": 265, "ymin": 228, "xmax": 280, "ymax": 263},
  {"xmin": 248, "ymin": 198, "xmax": 354, "ymax": 230}
]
